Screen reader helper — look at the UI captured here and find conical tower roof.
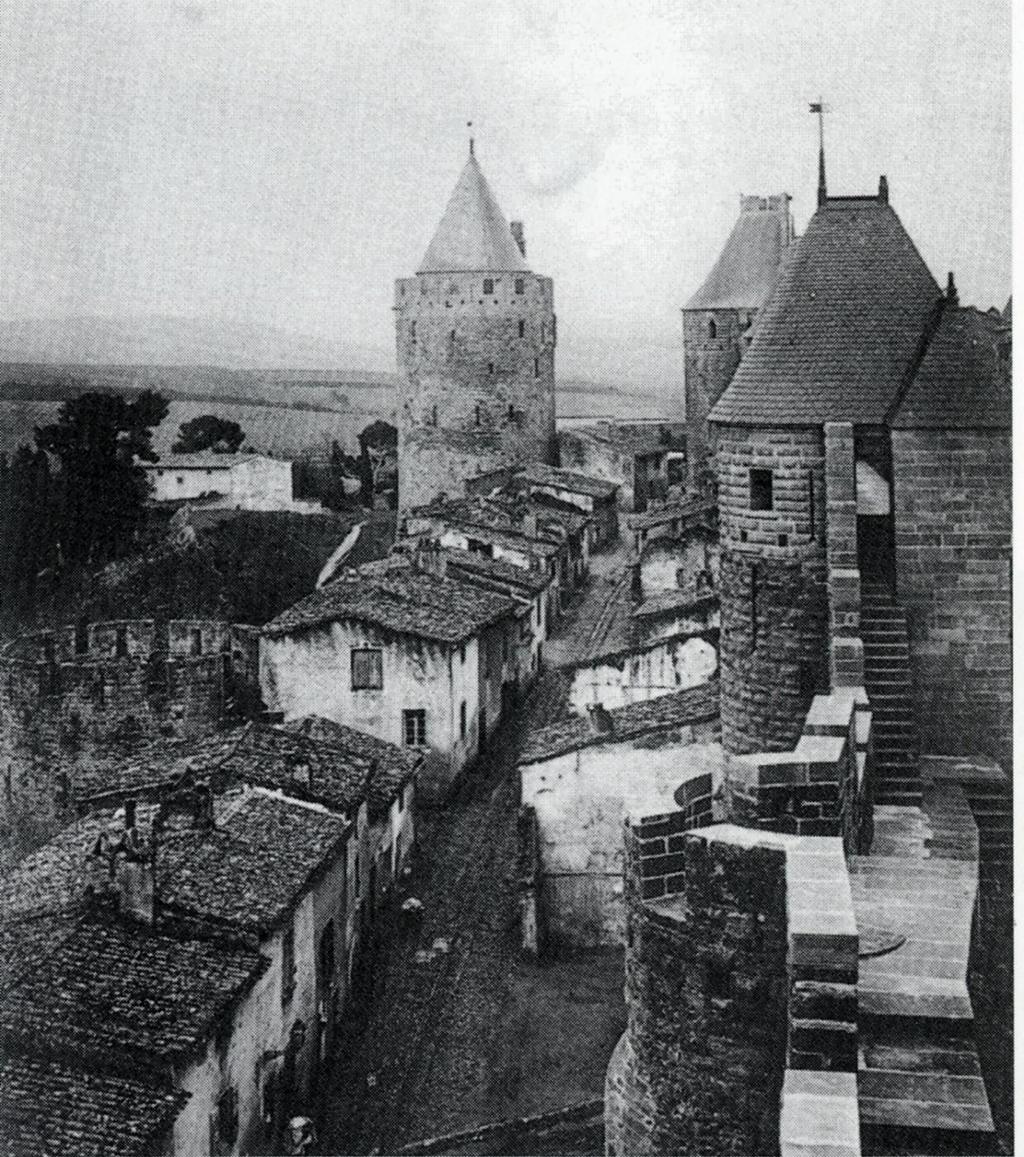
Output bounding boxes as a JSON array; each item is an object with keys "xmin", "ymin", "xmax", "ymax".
[{"xmin": 418, "ymin": 152, "xmax": 529, "ymax": 274}]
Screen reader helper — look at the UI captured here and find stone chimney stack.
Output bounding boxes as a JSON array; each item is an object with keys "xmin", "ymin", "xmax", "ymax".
[
  {"xmin": 86, "ymin": 804, "xmax": 157, "ymax": 924},
  {"xmin": 878, "ymin": 174, "xmax": 889, "ymax": 204},
  {"xmin": 414, "ymin": 537, "xmax": 448, "ymax": 579},
  {"xmin": 946, "ymin": 271, "xmax": 958, "ymax": 306},
  {"xmin": 509, "ymin": 220, "xmax": 526, "ymax": 258}
]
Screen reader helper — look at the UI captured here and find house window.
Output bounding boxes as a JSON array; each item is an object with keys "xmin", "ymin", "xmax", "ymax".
[
  {"xmin": 176, "ymin": 475, "xmax": 184, "ymax": 485},
  {"xmin": 750, "ymin": 468, "xmax": 774, "ymax": 512},
  {"xmin": 217, "ymin": 1087, "xmax": 238, "ymax": 1148},
  {"xmin": 475, "ymin": 403, "xmax": 483, "ymax": 426},
  {"xmin": 515, "ymin": 278, "xmax": 524, "ymax": 295},
  {"xmin": 707, "ymin": 318, "xmax": 717, "ymax": 339},
  {"xmin": 483, "ymin": 278, "xmax": 495, "ymax": 296},
  {"xmin": 190, "ymin": 627, "xmax": 202, "ymax": 656},
  {"xmin": 403, "ymin": 709, "xmax": 427, "ymax": 747},
  {"xmin": 281, "ymin": 921, "xmax": 295, "ymax": 1007},
  {"xmin": 460, "ymin": 700, "xmax": 467, "ymax": 740},
  {"xmin": 115, "ymin": 626, "xmax": 128, "ymax": 658},
  {"xmin": 808, "ymin": 472, "xmax": 815, "ymax": 539},
  {"xmin": 319, "ymin": 920, "xmax": 336, "ymax": 989},
  {"xmin": 351, "ymin": 648, "xmax": 383, "ymax": 690},
  {"xmin": 518, "ymin": 320, "xmax": 525, "ymax": 338}
]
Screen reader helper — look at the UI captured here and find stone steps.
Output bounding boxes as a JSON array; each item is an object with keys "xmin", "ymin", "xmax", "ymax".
[{"xmin": 861, "ymin": 585, "xmax": 921, "ymax": 806}]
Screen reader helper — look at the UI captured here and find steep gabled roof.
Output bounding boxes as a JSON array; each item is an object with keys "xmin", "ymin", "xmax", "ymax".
[
  {"xmin": 685, "ymin": 195, "xmax": 792, "ymax": 311},
  {"xmin": 709, "ymin": 194, "xmax": 942, "ymax": 426},
  {"xmin": 419, "ymin": 153, "xmax": 529, "ymax": 274},
  {"xmin": 893, "ymin": 306, "xmax": 1011, "ymax": 430}
]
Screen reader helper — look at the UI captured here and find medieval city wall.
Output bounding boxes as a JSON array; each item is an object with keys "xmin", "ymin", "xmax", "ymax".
[
  {"xmin": 0, "ymin": 619, "xmax": 259, "ymax": 840},
  {"xmin": 606, "ymin": 822, "xmax": 789, "ymax": 1155},
  {"xmin": 892, "ymin": 428, "xmax": 1012, "ymax": 772},
  {"xmin": 395, "ymin": 271, "xmax": 556, "ymax": 511}
]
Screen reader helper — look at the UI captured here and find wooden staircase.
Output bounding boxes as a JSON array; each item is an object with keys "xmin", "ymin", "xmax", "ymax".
[{"xmin": 861, "ymin": 583, "xmax": 921, "ymax": 806}]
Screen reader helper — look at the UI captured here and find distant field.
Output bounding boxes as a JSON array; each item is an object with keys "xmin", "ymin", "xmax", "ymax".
[{"xmin": 0, "ymin": 362, "xmax": 679, "ymax": 459}]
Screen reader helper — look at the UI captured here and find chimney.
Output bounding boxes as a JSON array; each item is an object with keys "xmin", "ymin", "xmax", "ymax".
[
  {"xmin": 114, "ymin": 825, "xmax": 156, "ymax": 925},
  {"xmin": 946, "ymin": 271, "xmax": 958, "ymax": 306},
  {"xmin": 509, "ymin": 221, "xmax": 526, "ymax": 258},
  {"xmin": 414, "ymin": 537, "xmax": 447, "ymax": 578},
  {"xmin": 586, "ymin": 703, "xmax": 615, "ymax": 737},
  {"xmin": 878, "ymin": 174, "xmax": 889, "ymax": 204}
]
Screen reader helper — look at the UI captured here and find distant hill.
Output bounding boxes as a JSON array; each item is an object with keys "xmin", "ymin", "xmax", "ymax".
[{"xmin": 0, "ymin": 314, "xmax": 394, "ymax": 374}]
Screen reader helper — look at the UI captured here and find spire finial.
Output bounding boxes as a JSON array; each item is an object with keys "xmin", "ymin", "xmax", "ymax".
[
  {"xmin": 467, "ymin": 121, "xmax": 474, "ymax": 157},
  {"xmin": 809, "ymin": 98, "xmax": 829, "ymax": 206}
]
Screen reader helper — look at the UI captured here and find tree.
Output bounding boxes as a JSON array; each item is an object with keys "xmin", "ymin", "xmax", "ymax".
[
  {"xmin": 357, "ymin": 420, "xmax": 397, "ymax": 505},
  {"xmin": 35, "ymin": 390, "xmax": 169, "ymax": 566},
  {"xmin": 172, "ymin": 415, "xmax": 246, "ymax": 454}
]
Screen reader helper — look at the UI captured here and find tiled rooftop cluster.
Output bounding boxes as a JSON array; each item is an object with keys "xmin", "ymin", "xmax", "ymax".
[{"xmin": 0, "ymin": 708, "xmax": 405, "ymax": 1156}]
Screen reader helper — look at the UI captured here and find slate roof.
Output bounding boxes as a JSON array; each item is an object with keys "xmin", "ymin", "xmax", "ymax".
[
  {"xmin": 893, "ymin": 306, "xmax": 1011, "ymax": 429},
  {"xmin": 419, "ymin": 152, "xmax": 529, "ymax": 274},
  {"xmin": 0, "ymin": 1053, "xmax": 186, "ymax": 1157},
  {"xmin": 281, "ymin": 715, "xmax": 419, "ymax": 817},
  {"xmin": 158, "ymin": 787, "xmax": 350, "ymax": 932},
  {"xmin": 520, "ymin": 680, "xmax": 720, "ymax": 764},
  {"xmin": 518, "ymin": 463, "xmax": 620, "ymax": 499},
  {"xmin": 264, "ymin": 555, "xmax": 517, "ymax": 642},
  {"xmin": 709, "ymin": 194, "xmax": 942, "ymax": 426},
  {"xmin": 0, "ymin": 912, "xmax": 264, "ymax": 1064},
  {"xmin": 685, "ymin": 196, "xmax": 792, "ymax": 310}
]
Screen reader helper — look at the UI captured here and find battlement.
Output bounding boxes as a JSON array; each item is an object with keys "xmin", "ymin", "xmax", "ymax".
[{"xmin": 7, "ymin": 619, "xmax": 233, "ymax": 666}]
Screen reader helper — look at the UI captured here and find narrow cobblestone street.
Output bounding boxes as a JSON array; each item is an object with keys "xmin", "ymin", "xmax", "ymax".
[{"xmin": 316, "ymin": 561, "xmax": 628, "ymax": 1156}]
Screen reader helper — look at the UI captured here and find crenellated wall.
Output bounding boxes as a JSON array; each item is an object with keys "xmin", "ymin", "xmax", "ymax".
[
  {"xmin": 0, "ymin": 620, "xmax": 260, "ymax": 842},
  {"xmin": 395, "ymin": 271, "xmax": 557, "ymax": 512}
]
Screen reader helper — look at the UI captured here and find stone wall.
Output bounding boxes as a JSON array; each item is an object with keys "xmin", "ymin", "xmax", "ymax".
[
  {"xmin": 606, "ymin": 823, "xmax": 788, "ymax": 1155},
  {"xmin": 892, "ymin": 428, "xmax": 1012, "ymax": 771},
  {"xmin": 395, "ymin": 271, "xmax": 556, "ymax": 512},
  {"xmin": 714, "ymin": 425, "xmax": 828, "ymax": 756},
  {"xmin": 0, "ymin": 620, "xmax": 259, "ymax": 842}
]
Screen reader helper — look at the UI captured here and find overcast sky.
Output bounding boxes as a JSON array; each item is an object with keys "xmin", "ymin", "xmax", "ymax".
[{"xmin": 0, "ymin": 0, "xmax": 1011, "ymax": 384}]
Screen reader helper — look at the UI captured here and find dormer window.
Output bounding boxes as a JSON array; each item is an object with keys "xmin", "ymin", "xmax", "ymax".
[{"xmin": 750, "ymin": 468, "xmax": 773, "ymax": 512}]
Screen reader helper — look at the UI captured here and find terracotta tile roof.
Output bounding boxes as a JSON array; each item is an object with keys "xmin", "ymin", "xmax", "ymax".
[
  {"xmin": 418, "ymin": 152, "xmax": 529, "ymax": 274},
  {"xmin": 264, "ymin": 555, "xmax": 517, "ymax": 642},
  {"xmin": 893, "ymin": 306, "xmax": 1011, "ymax": 429},
  {"xmin": 0, "ymin": 912, "xmax": 264, "ymax": 1064},
  {"xmin": 518, "ymin": 463, "xmax": 620, "ymax": 499},
  {"xmin": 186, "ymin": 725, "xmax": 373, "ymax": 815},
  {"xmin": 519, "ymin": 680, "xmax": 720, "ymax": 764},
  {"xmin": 158, "ymin": 788, "xmax": 349, "ymax": 932},
  {"xmin": 709, "ymin": 196, "xmax": 941, "ymax": 426},
  {"xmin": 0, "ymin": 1053, "xmax": 185, "ymax": 1157},
  {"xmin": 413, "ymin": 494, "xmax": 568, "ymax": 549},
  {"xmin": 280, "ymin": 716, "xmax": 419, "ymax": 817},
  {"xmin": 685, "ymin": 196, "xmax": 792, "ymax": 310}
]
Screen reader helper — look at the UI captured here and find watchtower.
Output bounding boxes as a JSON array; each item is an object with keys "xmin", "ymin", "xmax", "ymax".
[{"xmin": 395, "ymin": 144, "xmax": 557, "ymax": 513}]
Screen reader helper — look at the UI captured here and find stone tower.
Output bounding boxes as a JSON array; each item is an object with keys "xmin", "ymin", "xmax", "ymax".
[
  {"xmin": 682, "ymin": 194, "xmax": 793, "ymax": 491},
  {"xmin": 395, "ymin": 145, "xmax": 557, "ymax": 514}
]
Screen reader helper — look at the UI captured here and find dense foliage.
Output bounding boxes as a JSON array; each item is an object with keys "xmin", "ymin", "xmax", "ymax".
[{"xmin": 172, "ymin": 414, "xmax": 246, "ymax": 454}]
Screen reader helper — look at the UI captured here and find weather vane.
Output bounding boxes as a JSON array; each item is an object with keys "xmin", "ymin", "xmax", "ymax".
[{"xmin": 809, "ymin": 97, "xmax": 830, "ymax": 204}]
